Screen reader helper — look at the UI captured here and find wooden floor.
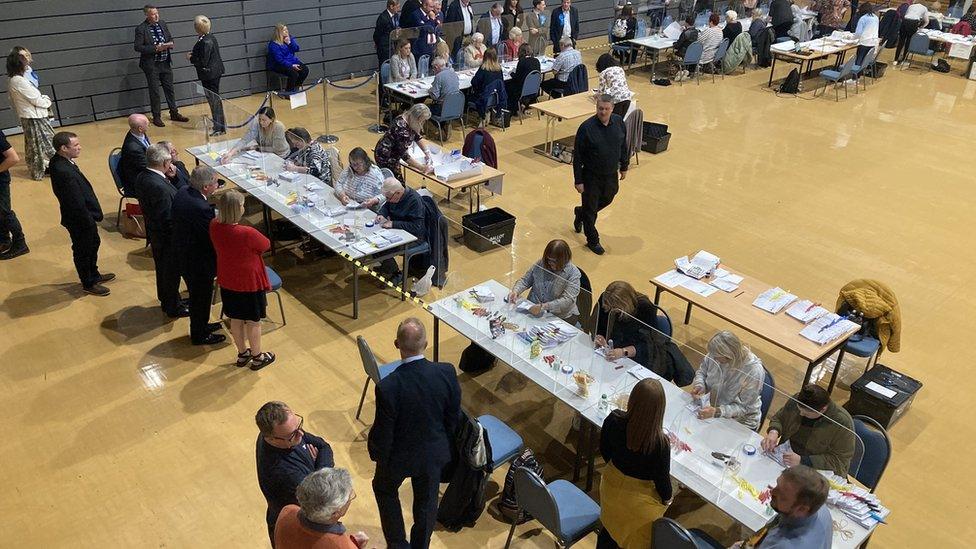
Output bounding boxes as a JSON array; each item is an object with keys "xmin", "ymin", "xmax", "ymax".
[{"xmin": 2, "ymin": 39, "xmax": 973, "ymax": 547}]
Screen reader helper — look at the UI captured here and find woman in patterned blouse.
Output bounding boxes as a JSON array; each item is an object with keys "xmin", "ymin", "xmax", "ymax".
[
  {"xmin": 283, "ymin": 127, "xmax": 340, "ymax": 184},
  {"xmin": 595, "ymin": 54, "xmax": 634, "ymax": 117},
  {"xmin": 335, "ymin": 147, "xmax": 386, "ymax": 210},
  {"xmin": 373, "ymin": 103, "xmax": 432, "ymax": 180}
]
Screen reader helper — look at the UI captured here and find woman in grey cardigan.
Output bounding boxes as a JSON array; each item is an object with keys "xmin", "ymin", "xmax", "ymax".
[
  {"xmin": 508, "ymin": 239, "xmax": 581, "ymax": 323},
  {"xmin": 691, "ymin": 331, "xmax": 765, "ymax": 429},
  {"xmin": 221, "ymin": 106, "xmax": 289, "ymax": 161}
]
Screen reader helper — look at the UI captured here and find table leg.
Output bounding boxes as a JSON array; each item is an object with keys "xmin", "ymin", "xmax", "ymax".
[
  {"xmin": 684, "ymin": 302, "xmax": 692, "ymax": 325},
  {"xmin": 768, "ymin": 55, "xmax": 778, "ymax": 87},
  {"xmin": 653, "ymin": 286, "xmax": 662, "ymax": 305},
  {"xmin": 573, "ymin": 417, "xmax": 585, "ymax": 483},
  {"xmin": 476, "ymin": 185, "xmax": 481, "ymax": 212},
  {"xmin": 433, "ymin": 317, "xmax": 440, "ymax": 361},
  {"xmin": 352, "ymin": 262, "xmax": 359, "ymax": 320},
  {"xmin": 803, "ymin": 361, "xmax": 816, "ymax": 386},
  {"xmin": 650, "ymin": 50, "xmax": 658, "ymax": 81},
  {"xmin": 827, "ymin": 347, "xmax": 847, "ymax": 394},
  {"xmin": 264, "ymin": 205, "xmax": 276, "ymax": 256},
  {"xmin": 585, "ymin": 421, "xmax": 598, "ymax": 492},
  {"xmin": 468, "ymin": 186, "xmax": 474, "ymax": 214}
]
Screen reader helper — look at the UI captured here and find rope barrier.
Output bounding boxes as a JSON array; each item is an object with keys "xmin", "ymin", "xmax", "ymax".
[
  {"xmin": 274, "ymin": 78, "xmax": 326, "ymax": 97},
  {"xmin": 327, "ymin": 73, "xmax": 378, "ymax": 90},
  {"xmin": 224, "ymin": 91, "xmax": 273, "ymax": 130}
]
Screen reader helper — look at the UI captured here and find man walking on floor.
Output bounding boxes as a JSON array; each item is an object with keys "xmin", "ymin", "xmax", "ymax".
[{"xmin": 572, "ymin": 94, "xmax": 629, "ymax": 255}]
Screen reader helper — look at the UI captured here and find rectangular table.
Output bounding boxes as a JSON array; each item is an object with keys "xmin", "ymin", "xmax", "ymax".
[
  {"xmin": 428, "ymin": 279, "xmax": 879, "ymax": 547},
  {"xmin": 767, "ymin": 38, "xmax": 859, "ymax": 87},
  {"xmin": 188, "ymin": 141, "xmax": 418, "ymax": 319},
  {"xmin": 401, "ymin": 144, "xmax": 505, "ymax": 214},
  {"xmin": 384, "ymin": 56, "xmax": 556, "ymax": 101},
  {"xmin": 529, "ymin": 93, "xmax": 597, "ymax": 161},
  {"xmin": 649, "ymin": 259, "xmax": 858, "ymax": 391},
  {"xmin": 626, "ymin": 35, "xmax": 676, "ymax": 81}
]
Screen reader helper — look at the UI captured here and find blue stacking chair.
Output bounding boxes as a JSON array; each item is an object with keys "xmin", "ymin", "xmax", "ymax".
[
  {"xmin": 504, "ymin": 467, "xmax": 601, "ymax": 548},
  {"xmin": 652, "ymin": 308, "xmax": 673, "ymax": 337},
  {"xmin": 478, "ymin": 414, "xmax": 523, "ymax": 470},
  {"xmin": 108, "ymin": 147, "xmax": 137, "ymax": 228},
  {"xmin": 850, "ymin": 415, "xmax": 892, "ymax": 493},
  {"xmin": 710, "ymin": 38, "xmax": 730, "ymax": 81},
  {"xmin": 903, "ymin": 32, "xmax": 936, "ymax": 71},
  {"xmin": 654, "ymin": 518, "xmax": 720, "ymax": 548},
  {"xmin": 455, "ymin": 48, "xmax": 466, "ymax": 69},
  {"xmin": 758, "ymin": 367, "xmax": 775, "ymax": 432},
  {"xmin": 518, "ymin": 70, "xmax": 542, "ymax": 123},
  {"xmin": 418, "ymin": 54, "xmax": 430, "ymax": 77},
  {"xmin": 355, "ymin": 336, "xmax": 401, "ymax": 421},
  {"xmin": 264, "ymin": 266, "xmax": 286, "ymax": 326},
  {"xmin": 817, "ymin": 56, "xmax": 856, "ymax": 101},
  {"xmin": 680, "ymin": 42, "xmax": 704, "ymax": 86},
  {"xmin": 429, "ymin": 91, "xmax": 465, "ymax": 143}
]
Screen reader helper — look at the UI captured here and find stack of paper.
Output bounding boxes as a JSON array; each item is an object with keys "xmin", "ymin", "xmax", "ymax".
[
  {"xmin": 752, "ymin": 287, "xmax": 797, "ymax": 314},
  {"xmin": 515, "ymin": 300, "xmax": 536, "ymax": 314},
  {"xmin": 786, "ymin": 300, "xmax": 830, "ymax": 323},
  {"xmin": 654, "ymin": 269, "xmax": 694, "ymax": 288},
  {"xmin": 324, "ymin": 206, "xmax": 346, "ymax": 217},
  {"xmin": 240, "ymin": 150, "xmax": 263, "ymax": 162},
  {"xmin": 710, "ymin": 273, "xmax": 743, "ymax": 292},
  {"xmin": 376, "ymin": 229, "xmax": 403, "ymax": 244},
  {"xmin": 304, "ymin": 181, "xmax": 324, "ymax": 192},
  {"xmin": 469, "ymin": 286, "xmax": 495, "ymax": 303},
  {"xmin": 674, "ymin": 250, "xmax": 720, "ymax": 279},
  {"xmin": 820, "ymin": 471, "xmax": 890, "ymax": 528},
  {"xmin": 516, "ymin": 321, "xmax": 578, "ymax": 348},
  {"xmin": 681, "ymin": 278, "xmax": 719, "ymax": 297},
  {"xmin": 765, "ymin": 441, "xmax": 793, "ymax": 466},
  {"xmin": 434, "ymin": 159, "xmax": 482, "ymax": 181},
  {"xmin": 278, "ymin": 171, "xmax": 301, "ymax": 182},
  {"xmin": 799, "ymin": 313, "xmax": 859, "ymax": 345}
]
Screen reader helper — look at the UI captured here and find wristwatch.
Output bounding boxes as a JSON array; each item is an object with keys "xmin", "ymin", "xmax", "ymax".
[{"xmin": 714, "ymin": 408, "xmax": 721, "ymax": 418}]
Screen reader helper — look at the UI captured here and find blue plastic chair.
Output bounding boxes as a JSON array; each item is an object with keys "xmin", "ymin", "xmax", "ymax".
[
  {"xmin": 850, "ymin": 415, "xmax": 891, "ymax": 493},
  {"xmin": 827, "ymin": 332, "xmax": 881, "ymax": 394},
  {"xmin": 430, "ymin": 91, "xmax": 465, "ymax": 143},
  {"xmin": 817, "ymin": 56, "xmax": 856, "ymax": 101},
  {"xmin": 418, "ymin": 54, "xmax": 430, "ymax": 77},
  {"xmin": 758, "ymin": 367, "xmax": 775, "ymax": 432},
  {"xmin": 108, "ymin": 147, "xmax": 136, "ymax": 228},
  {"xmin": 504, "ymin": 467, "xmax": 601, "ymax": 548},
  {"xmin": 265, "ymin": 266, "xmax": 286, "ymax": 326},
  {"xmin": 355, "ymin": 335, "xmax": 401, "ymax": 421},
  {"xmin": 710, "ymin": 38, "xmax": 730, "ymax": 81},
  {"xmin": 652, "ymin": 309, "xmax": 673, "ymax": 337},
  {"xmin": 478, "ymin": 414, "xmax": 524, "ymax": 470},
  {"xmin": 518, "ymin": 70, "xmax": 543, "ymax": 123},
  {"xmin": 680, "ymin": 42, "xmax": 704, "ymax": 86},
  {"xmin": 654, "ymin": 518, "xmax": 720, "ymax": 548},
  {"xmin": 904, "ymin": 32, "xmax": 935, "ymax": 71},
  {"xmin": 380, "ymin": 60, "xmax": 391, "ymax": 84}
]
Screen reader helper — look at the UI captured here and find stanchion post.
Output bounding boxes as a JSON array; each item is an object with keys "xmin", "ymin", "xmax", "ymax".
[
  {"xmin": 320, "ymin": 79, "xmax": 338, "ymax": 144},
  {"xmin": 203, "ymin": 115, "xmax": 213, "ymax": 149},
  {"xmin": 368, "ymin": 72, "xmax": 387, "ymax": 134}
]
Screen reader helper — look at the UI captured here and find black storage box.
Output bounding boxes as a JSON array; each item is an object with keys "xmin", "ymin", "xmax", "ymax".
[
  {"xmin": 641, "ymin": 122, "xmax": 671, "ymax": 154},
  {"xmin": 461, "ymin": 207, "xmax": 516, "ymax": 252},
  {"xmin": 867, "ymin": 61, "xmax": 887, "ymax": 79},
  {"xmin": 844, "ymin": 364, "xmax": 921, "ymax": 429}
]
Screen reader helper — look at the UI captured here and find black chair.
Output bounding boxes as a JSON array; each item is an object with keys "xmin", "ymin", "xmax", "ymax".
[
  {"xmin": 652, "ymin": 518, "xmax": 722, "ymax": 549},
  {"xmin": 577, "ymin": 267, "xmax": 593, "ymax": 334},
  {"xmin": 758, "ymin": 366, "xmax": 776, "ymax": 432}
]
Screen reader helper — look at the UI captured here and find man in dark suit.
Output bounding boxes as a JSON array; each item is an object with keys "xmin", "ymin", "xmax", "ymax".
[
  {"xmin": 160, "ymin": 141, "xmax": 189, "ymax": 190},
  {"xmin": 49, "ymin": 132, "xmax": 115, "ymax": 296},
  {"xmin": 134, "ymin": 5, "xmax": 188, "ymax": 127},
  {"xmin": 400, "ymin": 0, "xmax": 424, "ymax": 28},
  {"xmin": 369, "ymin": 318, "xmax": 461, "ymax": 549},
  {"xmin": 118, "ymin": 114, "xmax": 152, "ymax": 191},
  {"xmin": 477, "ymin": 3, "xmax": 509, "ymax": 49},
  {"xmin": 171, "ymin": 166, "xmax": 225, "ymax": 345},
  {"xmin": 375, "ymin": 0, "xmax": 402, "ymax": 64},
  {"xmin": 410, "ymin": 0, "xmax": 444, "ymax": 61},
  {"xmin": 135, "ymin": 143, "xmax": 187, "ymax": 317},
  {"xmin": 550, "ymin": 0, "xmax": 580, "ymax": 51}
]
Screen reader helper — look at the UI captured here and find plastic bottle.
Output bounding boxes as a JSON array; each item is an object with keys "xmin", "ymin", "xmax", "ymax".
[{"xmin": 599, "ymin": 394, "xmax": 609, "ymax": 412}]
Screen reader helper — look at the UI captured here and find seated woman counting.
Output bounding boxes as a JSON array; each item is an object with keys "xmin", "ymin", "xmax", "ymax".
[
  {"xmin": 598, "ymin": 378, "xmax": 672, "ymax": 549},
  {"xmin": 507, "ymin": 239, "xmax": 581, "ymax": 324},
  {"xmin": 390, "ymin": 39, "xmax": 418, "ymax": 82},
  {"xmin": 335, "ymin": 147, "xmax": 386, "ymax": 210},
  {"xmin": 221, "ymin": 106, "xmax": 289, "ymax": 162},
  {"xmin": 506, "ymin": 43, "xmax": 542, "ymax": 114},
  {"xmin": 691, "ymin": 331, "xmax": 765, "ymax": 430},
  {"xmin": 595, "ymin": 53, "xmax": 634, "ymax": 118},
  {"xmin": 283, "ymin": 127, "xmax": 341, "ymax": 185},
  {"xmin": 723, "ymin": 10, "xmax": 743, "ymax": 43},
  {"xmin": 502, "ymin": 26, "xmax": 525, "ymax": 61},
  {"xmin": 464, "ymin": 32, "xmax": 488, "ymax": 68}
]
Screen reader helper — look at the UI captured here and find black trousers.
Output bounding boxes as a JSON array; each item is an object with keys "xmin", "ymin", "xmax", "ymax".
[
  {"xmin": 271, "ymin": 63, "xmax": 309, "ymax": 91},
  {"xmin": 0, "ymin": 182, "xmax": 25, "ymax": 246},
  {"xmin": 201, "ymin": 78, "xmax": 225, "ymax": 132},
  {"xmin": 148, "ymin": 228, "xmax": 184, "ymax": 314},
  {"xmin": 373, "ymin": 467, "xmax": 441, "ymax": 549},
  {"xmin": 142, "ymin": 61, "xmax": 178, "ymax": 118},
  {"xmin": 895, "ymin": 19, "xmax": 921, "ymax": 62},
  {"xmin": 855, "ymin": 45, "xmax": 874, "ymax": 66},
  {"xmin": 185, "ymin": 272, "xmax": 215, "ymax": 341},
  {"xmin": 773, "ymin": 21, "xmax": 792, "ymax": 39},
  {"xmin": 596, "ymin": 527, "xmax": 621, "ymax": 548},
  {"xmin": 65, "ymin": 223, "xmax": 101, "ymax": 288},
  {"xmin": 575, "ymin": 173, "xmax": 619, "ymax": 246},
  {"xmin": 541, "ymin": 78, "xmax": 569, "ymax": 97}
]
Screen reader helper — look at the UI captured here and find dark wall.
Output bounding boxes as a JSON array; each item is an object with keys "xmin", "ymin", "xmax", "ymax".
[{"xmin": 1, "ymin": 0, "xmax": 609, "ymax": 131}]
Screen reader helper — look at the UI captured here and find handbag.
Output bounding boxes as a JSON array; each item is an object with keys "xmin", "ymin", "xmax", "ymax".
[{"xmin": 121, "ymin": 202, "xmax": 146, "ymax": 239}]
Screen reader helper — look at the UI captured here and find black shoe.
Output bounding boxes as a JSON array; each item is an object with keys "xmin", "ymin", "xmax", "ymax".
[
  {"xmin": 0, "ymin": 244, "xmax": 29, "ymax": 260},
  {"xmin": 573, "ymin": 208, "xmax": 582, "ymax": 234},
  {"xmin": 166, "ymin": 305, "xmax": 190, "ymax": 318},
  {"xmin": 0, "ymin": 242, "xmax": 9, "ymax": 254},
  {"xmin": 192, "ymin": 333, "xmax": 227, "ymax": 345},
  {"xmin": 206, "ymin": 322, "xmax": 223, "ymax": 333},
  {"xmin": 152, "ymin": 117, "xmax": 166, "ymax": 127},
  {"xmin": 84, "ymin": 284, "xmax": 111, "ymax": 296},
  {"xmin": 586, "ymin": 242, "xmax": 606, "ymax": 255},
  {"xmin": 249, "ymin": 351, "xmax": 277, "ymax": 371},
  {"xmin": 170, "ymin": 112, "xmax": 190, "ymax": 122},
  {"xmin": 97, "ymin": 272, "xmax": 116, "ymax": 283}
]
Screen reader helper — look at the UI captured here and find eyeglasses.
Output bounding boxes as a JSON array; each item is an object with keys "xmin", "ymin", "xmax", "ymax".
[{"xmin": 271, "ymin": 414, "xmax": 304, "ymax": 442}]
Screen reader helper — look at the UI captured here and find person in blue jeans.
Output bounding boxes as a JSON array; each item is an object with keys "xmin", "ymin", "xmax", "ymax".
[{"xmin": 267, "ymin": 23, "xmax": 309, "ymax": 91}]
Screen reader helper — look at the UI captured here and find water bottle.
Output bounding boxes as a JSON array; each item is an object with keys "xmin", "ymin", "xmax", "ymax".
[{"xmin": 599, "ymin": 394, "xmax": 610, "ymax": 412}]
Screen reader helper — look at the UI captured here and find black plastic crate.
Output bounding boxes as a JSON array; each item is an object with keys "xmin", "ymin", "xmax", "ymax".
[
  {"xmin": 641, "ymin": 122, "xmax": 671, "ymax": 154},
  {"xmin": 867, "ymin": 61, "xmax": 887, "ymax": 79},
  {"xmin": 844, "ymin": 364, "xmax": 921, "ymax": 429},
  {"xmin": 461, "ymin": 207, "xmax": 516, "ymax": 252}
]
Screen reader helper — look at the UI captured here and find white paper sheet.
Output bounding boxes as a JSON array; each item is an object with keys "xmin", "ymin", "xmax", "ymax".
[
  {"xmin": 655, "ymin": 269, "xmax": 693, "ymax": 288},
  {"xmin": 289, "ymin": 91, "xmax": 308, "ymax": 109},
  {"xmin": 681, "ymin": 278, "xmax": 719, "ymax": 297},
  {"xmin": 864, "ymin": 381, "xmax": 897, "ymax": 399}
]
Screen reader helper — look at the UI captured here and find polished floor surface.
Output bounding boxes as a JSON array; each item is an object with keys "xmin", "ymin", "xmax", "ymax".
[{"xmin": 2, "ymin": 40, "xmax": 973, "ymax": 547}]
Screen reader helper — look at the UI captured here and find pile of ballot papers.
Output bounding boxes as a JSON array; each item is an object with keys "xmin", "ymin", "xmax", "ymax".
[
  {"xmin": 799, "ymin": 313, "xmax": 860, "ymax": 345},
  {"xmin": 675, "ymin": 251, "xmax": 720, "ymax": 279},
  {"xmin": 820, "ymin": 471, "xmax": 890, "ymax": 528},
  {"xmin": 786, "ymin": 300, "xmax": 830, "ymax": 323},
  {"xmin": 516, "ymin": 320, "xmax": 579, "ymax": 348},
  {"xmin": 469, "ymin": 286, "xmax": 495, "ymax": 303},
  {"xmin": 752, "ymin": 287, "xmax": 797, "ymax": 314}
]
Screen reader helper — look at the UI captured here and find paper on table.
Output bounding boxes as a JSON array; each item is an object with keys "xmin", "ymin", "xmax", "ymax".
[
  {"xmin": 654, "ymin": 269, "xmax": 694, "ymax": 288},
  {"xmin": 681, "ymin": 278, "xmax": 719, "ymax": 297},
  {"xmin": 713, "ymin": 268, "xmax": 730, "ymax": 278},
  {"xmin": 752, "ymin": 287, "xmax": 797, "ymax": 314},
  {"xmin": 628, "ymin": 364, "xmax": 653, "ymax": 381},
  {"xmin": 786, "ymin": 300, "xmax": 829, "ymax": 323},
  {"xmin": 710, "ymin": 278, "xmax": 739, "ymax": 292},
  {"xmin": 864, "ymin": 381, "xmax": 897, "ymax": 399},
  {"xmin": 766, "ymin": 440, "xmax": 793, "ymax": 466},
  {"xmin": 798, "ymin": 313, "xmax": 860, "ymax": 345}
]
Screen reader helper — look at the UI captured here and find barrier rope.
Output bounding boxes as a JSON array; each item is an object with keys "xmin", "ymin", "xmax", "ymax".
[
  {"xmin": 327, "ymin": 73, "xmax": 378, "ymax": 90},
  {"xmin": 224, "ymin": 91, "xmax": 273, "ymax": 130},
  {"xmin": 274, "ymin": 78, "xmax": 326, "ymax": 97}
]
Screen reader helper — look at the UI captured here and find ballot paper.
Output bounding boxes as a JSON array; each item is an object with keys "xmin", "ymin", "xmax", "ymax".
[
  {"xmin": 752, "ymin": 287, "xmax": 797, "ymax": 314},
  {"xmin": 786, "ymin": 300, "xmax": 830, "ymax": 323},
  {"xmin": 628, "ymin": 364, "xmax": 657, "ymax": 381},
  {"xmin": 304, "ymin": 181, "xmax": 324, "ymax": 192},
  {"xmin": 820, "ymin": 470, "xmax": 890, "ymax": 529},
  {"xmin": 470, "ymin": 286, "xmax": 495, "ymax": 302},
  {"xmin": 710, "ymin": 274, "xmax": 742, "ymax": 292},
  {"xmin": 345, "ymin": 200, "xmax": 361, "ymax": 209},
  {"xmin": 686, "ymin": 392, "xmax": 711, "ymax": 413},
  {"xmin": 765, "ymin": 441, "xmax": 793, "ymax": 466},
  {"xmin": 799, "ymin": 313, "xmax": 859, "ymax": 345},
  {"xmin": 278, "ymin": 171, "xmax": 301, "ymax": 182},
  {"xmin": 654, "ymin": 269, "xmax": 694, "ymax": 288},
  {"xmin": 376, "ymin": 229, "xmax": 403, "ymax": 243},
  {"xmin": 516, "ymin": 300, "xmax": 536, "ymax": 314},
  {"xmin": 681, "ymin": 278, "xmax": 719, "ymax": 297},
  {"xmin": 434, "ymin": 159, "xmax": 483, "ymax": 181},
  {"xmin": 675, "ymin": 250, "xmax": 720, "ymax": 279},
  {"xmin": 351, "ymin": 242, "xmax": 376, "ymax": 255}
]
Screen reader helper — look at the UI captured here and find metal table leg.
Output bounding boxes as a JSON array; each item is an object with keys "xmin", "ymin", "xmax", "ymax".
[
  {"xmin": 573, "ymin": 417, "xmax": 585, "ymax": 483},
  {"xmin": 768, "ymin": 55, "xmax": 778, "ymax": 87},
  {"xmin": 264, "ymin": 205, "xmax": 276, "ymax": 256},
  {"xmin": 433, "ymin": 317, "xmax": 440, "ymax": 361},
  {"xmin": 684, "ymin": 302, "xmax": 693, "ymax": 324},
  {"xmin": 653, "ymin": 286, "xmax": 663, "ymax": 305},
  {"xmin": 827, "ymin": 347, "xmax": 847, "ymax": 394},
  {"xmin": 351, "ymin": 262, "xmax": 359, "ymax": 320},
  {"xmin": 585, "ymin": 421, "xmax": 598, "ymax": 492}
]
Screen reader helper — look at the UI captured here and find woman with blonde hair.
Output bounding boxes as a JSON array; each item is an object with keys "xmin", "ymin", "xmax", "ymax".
[
  {"xmin": 187, "ymin": 15, "xmax": 226, "ymax": 136},
  {"xmin": 209, "ymin": 189, "xmax": 276, "ymax": 370},
  {"xmin": 598, "ymin": 378, "xmax": 672, "ymax": 548},
  {"xmin": 373, "ymin": 103, "xmax": 433, "ymax": 179},
  {"xmin": 690, "ymin": 331, "xmax": 765, "ymax": 429},
  {"xmin": 464, "ymin": 32, "xmax": 488, "ymax": 68},
  {"xmin": 5, "ymin": 47, "xmax": 54, "ymax": 180},
  {"xmin": 266, "ymin": 23, "xmax": 308, "ymax": 91}
]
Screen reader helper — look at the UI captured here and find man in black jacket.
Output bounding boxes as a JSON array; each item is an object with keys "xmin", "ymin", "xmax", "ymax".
[
  {"xmin": 134, "ymin": 5, "xmax": 188, "ymax": 127},
  {"xmin": 171, "ymin": 166, "xmax": 224, "ymax": 345},
  {"xmin": 49, "ymin": 132, "xmax": 115, "ymax": 296},
  {"xmin": 446, "ymin": 0, "xmax": 477, "ymax": 41},
  {"xmin": 255, "ymin": 401, "xmax": 335, "ymax": 545},
  {"xmin": 160, "ymin": 141, "xmax": 189, "ymax": 190},
  {"xmin": 375, "ymin": 177, "xmax": 426, "ymax": 285},
  {"xmin": 118, "ymin": 114, "xmax": 152, "ymax": 191},
  {"xmin": 369, "ymin": 318, "xmax": 461, "ymax": 549},
  {"xmin": 135, "ymin": 143, "xmax": 187, "ymax": 317},
  {"xmin": 188, "ymin": 15, "xmax": 225, "ymax": 136},
  {"xmin": 572, "ymin": 95, "xmax": 629, "ymax": 256},
  {"xmin": 375, "ymin": 0, "xmax": 402, "ymax": 64},
  {"xmin": 550, "ymin": 0, "xmax": 580, "ymax": 52}
]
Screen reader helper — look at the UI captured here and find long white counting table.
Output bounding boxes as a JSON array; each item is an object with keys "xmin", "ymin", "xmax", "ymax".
[
  {"xmin": 429, "ymin": 279, "xmax": 881, "ymax": 547},
  {"xmin": 384, "ymin": 56, "xmax": 555, "ymax": 101},
  {"xmin": 187, "ymin": 141, "xmax": 418, "ymax": 319}
]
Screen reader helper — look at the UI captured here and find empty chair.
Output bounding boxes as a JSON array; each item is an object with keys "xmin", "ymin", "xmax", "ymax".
[
  {"xmin": 816, "ymin": 56, "xmax": 856, "ymax": 101},
  {"xmin": 903, "ymin": 33, "xmax": 935, "ymax": 70},
  {"xmin": 264, "ymin": 266, "xmax": 286, "ymax": 326},
  {"xmin": 710, "ymin": 38, "xmax": 730, "ymax": 81},
  {"xmin": 518, "ymin": 70, "xmax": 543, "ymax": 123},
  {"xmin": 503, "ymin": 467, "xmax": 601, "ymax": 548},
  {"xmin": 850, "ymin": 415, "xmax": 891, "ymax": 493},
  {"xmin": 478, "ymin": 414, "xmax": 524, "ymax": 470},
  {"xmin": 354, "ymin": 335, "xmax": 401, "ymax": 421},
  {"xmin": 429, "ymin": 91, "xmax": 465, "ymax": 143},
  {"xmin": 680, "ymin": 42, "xmax": 704, "ymax": 85},
  {"xmin": 758, "ymin": 367, "xmax": 775, "ymax": 431},
  {"xmin": 652, "ymin": 518, "xmax": 719, "ymax": 549}
]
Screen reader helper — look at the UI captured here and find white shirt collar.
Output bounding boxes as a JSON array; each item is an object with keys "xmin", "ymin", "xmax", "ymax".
[
  {"xmin": 401, "ymin": 354, "xmax": 425, "ymax": 364},
  {"xmin": 148, "ymin": 168, "xmax": 167, "ymax": 179}
]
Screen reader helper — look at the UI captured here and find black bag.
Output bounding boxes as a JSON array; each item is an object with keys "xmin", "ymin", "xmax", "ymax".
[
  {"xmin": 499, "ymin": 448, "xmax": 544, "ymax": 523},
  {"xmin": 438, "ymin": 411, "xmax": 492, "ymax": 529},
  {"xmin": 933, "ymin": 58, "xmax": 951, "ymax": 73},
  {"xmin": 459, "ymin": 342, "xmax": 496, "ymax": 373},
  {"xmin": 778, "ymin": 68, "xmax": 801, "ymax": 94}
]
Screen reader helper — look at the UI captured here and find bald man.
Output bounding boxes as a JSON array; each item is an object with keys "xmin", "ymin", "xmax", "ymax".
[
  {"xmin": 118, "ymin": 113, "xmax": 153, "ymax": 191},
  {"xmin": 369, "ymin": 318, "xmax": 461, "ymax": 549}
]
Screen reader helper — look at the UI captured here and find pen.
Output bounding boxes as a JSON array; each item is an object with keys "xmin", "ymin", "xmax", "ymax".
[
  {"xmin": 733, "ymin": 291, "xmax": 744, "ymax": 298},
  {"xmin": 805, "ymin": 302, "xmax": 820, "ymax": 312},
  {"xmin": 869, "ymin": 512, "xmax": 887, "ymax": 524},
  {"xmin": 818, "ymin": 316, "xmax": 844, "ymax": 333}
]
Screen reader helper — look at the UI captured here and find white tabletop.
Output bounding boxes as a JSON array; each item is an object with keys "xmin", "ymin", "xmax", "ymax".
[
  {"xmin": 430, "ymin": 279, "xmax": 881, "ymax": 546},
  {"xmin": 627, "ymin": 35, "xmax": 677, "ymax": 50},
  {"xmin": 384, "ymin": 56, "xmax": 555, "ymax": 100},
  {"xmin": 920, "ymin": 27, "xmax": 976, "ymax": 44},
  {"xmin": 187, "ymin": 141, "xmax": 416, "ymax": 260}
]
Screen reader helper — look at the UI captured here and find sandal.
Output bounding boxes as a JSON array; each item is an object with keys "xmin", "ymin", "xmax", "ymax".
[
  {"xmin": 249, "ymin": 351, "xmax": 276, "ymax": 371},
  {"xmin": 236, "ymin": 349, "xmax": 252, "ymax": 367}
]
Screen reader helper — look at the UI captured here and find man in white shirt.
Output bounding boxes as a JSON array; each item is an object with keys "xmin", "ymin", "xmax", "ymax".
[
  {"xmin": 477, "ymin": 3, "xmax": 506, "ymax": 48},
  {"xmin": 541, "ymin": 37, "xmax": 582, "ymax": 96},
  {"xmin": 446, "ymin": 0, "xmax": 475, "ymax": 36},
  {"xmin": 894, "ymin": 0, "xmax": 930, "ymax": 64},
  {"xmin": 550, "ymin": 0, "xmax": 579, "ymax": 52}
]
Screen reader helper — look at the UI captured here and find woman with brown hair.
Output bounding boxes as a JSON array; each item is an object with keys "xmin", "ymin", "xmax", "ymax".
[
  {"xmin": 507, "ymin": 238, "xmax": 581, "ymax": 323},
  {"xmin": 598, "ymin": 378, "xmax": 672, "ymax": 548}
]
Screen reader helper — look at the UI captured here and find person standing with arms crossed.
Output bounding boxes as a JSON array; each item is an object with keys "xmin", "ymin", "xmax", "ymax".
[{"xmin": 572, "ymin": 95, "xmax": 628, "ymax": 256}]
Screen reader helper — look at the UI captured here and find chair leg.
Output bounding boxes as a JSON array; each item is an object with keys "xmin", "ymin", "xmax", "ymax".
[
  {"xmin": 356, "ymin": 377, "xmax": 371, "ymax": 420},
  {"xmin": 116, "ymin": 197, "xmax": 124, "ymax": 228},
  {"xmin": 504, "ymin": 510, "xmax": 520, "ymax": 549}
]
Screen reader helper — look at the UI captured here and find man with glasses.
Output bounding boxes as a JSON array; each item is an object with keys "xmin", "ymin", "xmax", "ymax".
[{"xmin": 255, "ymin": 401, "xmax": 335, "ymax": 545}]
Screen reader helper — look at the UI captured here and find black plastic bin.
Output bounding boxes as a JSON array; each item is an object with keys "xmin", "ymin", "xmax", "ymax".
[
  {"xmin": 867, "ymin": 61, "xmax": 887, "ymax": 79},
  {"xmin": 462, "ymin": 207, "xmax": 516, "ymax": 252},
  {"xmin": 641, "ymin": 122, "xmax": 671, "ymax": 154}
]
